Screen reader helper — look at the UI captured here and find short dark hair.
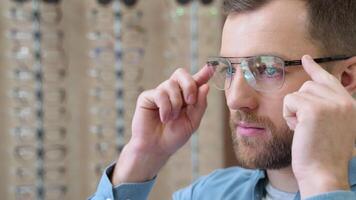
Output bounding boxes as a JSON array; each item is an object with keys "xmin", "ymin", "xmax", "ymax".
[{"xmin": 223, "ymin": 0, "xmax": 356, "ymax": 56}]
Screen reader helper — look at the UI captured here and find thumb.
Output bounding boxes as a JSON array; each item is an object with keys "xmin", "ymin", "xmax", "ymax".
[{"xmin": 187, "ymin": 84, "xmax": 210, "ymax": 128}]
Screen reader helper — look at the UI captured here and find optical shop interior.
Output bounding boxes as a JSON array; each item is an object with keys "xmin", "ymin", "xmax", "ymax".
[
  {"xmin": 0, "ymin": 0, "xmax": 356, "ymax": 200},
  {"xmin": 0, "ymin": 0, "xmax": 233, "ymax": 199}
]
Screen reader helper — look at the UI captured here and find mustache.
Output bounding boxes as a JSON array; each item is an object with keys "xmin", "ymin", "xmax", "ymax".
[{"xmin": 230, "ymin": 110, "xmax": 276, "ymax": 130}]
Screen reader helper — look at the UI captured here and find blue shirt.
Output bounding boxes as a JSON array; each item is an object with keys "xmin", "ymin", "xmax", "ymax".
[{"xmin": 89, "ymin": 157, "xmax": 356, "ymax": 200}]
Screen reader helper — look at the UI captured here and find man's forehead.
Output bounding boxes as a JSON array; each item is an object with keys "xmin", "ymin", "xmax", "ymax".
[{"xmin": 220, "ymin": 0, "xmax": 320, "ymax": 59}]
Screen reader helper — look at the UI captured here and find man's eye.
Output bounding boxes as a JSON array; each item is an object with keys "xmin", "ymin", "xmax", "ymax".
[
  {"xmin": 223, "ymin": 67, "xmax": 235, "ymax": 76},
  {"xmin": 266, "ymin": 67, "xmax": 277, "ymax": 76},
  {"xmin": 261, "ymin": 66, "xmax": 283, "ymax": 79}
]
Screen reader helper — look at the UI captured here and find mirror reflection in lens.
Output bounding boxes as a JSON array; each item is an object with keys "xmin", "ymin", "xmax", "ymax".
[
  {"xmin": 248, "ymin": 56, "xmax": 285, "ymax": 91},
  {"xmin": 207, "ymin": 58, "xmax": 232, "ymax": 90}
]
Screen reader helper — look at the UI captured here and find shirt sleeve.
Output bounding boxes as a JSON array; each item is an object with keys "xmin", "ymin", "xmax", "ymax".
[
  {"xmin": 88, "ymin": 163, "xmax": 156, "ymax": 200},
  {"xmin": 304, "ymin": 191, "xmax": 356, "ymax": 200},
  {"xmin": 172, "ymin": 173, "xmax": 213, "ymax": 200}
]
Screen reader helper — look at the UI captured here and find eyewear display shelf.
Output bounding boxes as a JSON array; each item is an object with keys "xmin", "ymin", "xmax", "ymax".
[{"xmin": 0, "ymin": 0, "xmax": 226, "ymax": 199}]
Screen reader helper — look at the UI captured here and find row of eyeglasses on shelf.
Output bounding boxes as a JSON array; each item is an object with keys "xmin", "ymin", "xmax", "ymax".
[
  {"xmin": 5, "ymin": 0, "xmax": 218, "ymax": 198},
  {"xmin": 6, "ymin": 0, "xmax": 68, "ymax": 199},
  {"xmin": 86, "ymin": 1, "xmax": 146, "ymax": 179}
]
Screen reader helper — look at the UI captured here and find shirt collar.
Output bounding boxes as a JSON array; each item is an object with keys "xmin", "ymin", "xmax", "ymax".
[{"xmin": 254, "ymin": 156, "xmax": 356, "ymax": 189}]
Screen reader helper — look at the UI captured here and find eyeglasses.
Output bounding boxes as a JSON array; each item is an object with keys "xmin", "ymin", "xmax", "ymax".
[
  {"xmin": 89, "ymin": 45, "xmax": 116, "ymax": 64},
  {"xmin": 11, "ymin": 126, "xmax": 37, "ymax": 143},
  {"xmin": 89, "ymin": 86, "xmax": 123, "ymax": 102},
  {"xmin": 39, "ymin": 28, "xmax": 65, "ymax": 50},
  {"xmin": 15, "ymin": 165, "xmax": 66, "ymax": 183},
  {"xmin": 8, "ymin": 86, "xmax": 66, "ymax": 107},
  {"xmin": 43, "ymin": 166, "xmax": 66, "ymax": 182},
  {"xmin": 88, "ymin": 1, "xmax": 114, "ymax": 26},
  {"xmin": 14, "ymin": 144, "xmax": 66, "ymax": 163},
  {"xmin": 207, "ymin": 55, "xmax": 352, "ymax": 92},
  {"xmin": 11, "ymin": 125, "xmax": 66, "ymax": 143},
  {"xmin": 15, "ymin": 185, "xmax": 36, "ymax": 200},
  {"xmin": 7, "ymin": 0, "xmax": 62, "ymax": 26},
  {"xmin": 90, "ymin": 123, "xmax": 116, "ymax": 139},
  {"xmin": 176, "ymin": 0, "xmax": 214, "ymax": 6},
  {"xmin": 44, "ymin": 184, "xmax": 67, "ymax": 199},
  {"xmin": 88, "ymin": 67, "xmax": 116, "ymax": 87},
  {"xmin": 90, "ymin": 105, "xmax": 123, "ymax": 120},
  {"xmin": 10, "ymin": 67, "xmax": 65, "ymax": 83},
  {"xmin": 42, "ymin": 48, "xmax": 68, "ymax": 67},
  {"xmin": 121, "ymin": 10, "xmax": 148, "ymax": 45},
  {"xmin": 87, "ymin": 30, "xmax": 114, "ymax": 48},
  {"xmin": 14, "ymin": 184, "xmax": 67, "ymax": 200},
  {"xmin": 44, "ymin": 125, "xmax": 67, "ymax": 142},
  {"xmin": 85, "ymin": 0, "xmax": 146, "ymax": 182},
  {"xmin": 95, "ymin": 141, "xmax": 117, "ymax": 157},
  {"xmin": 8, "ymin": 45, "xmax": 67, "ymax": 69},
  {"xmin": 11, "ymin": 105, "xmax": 66, "ymax": 123}
]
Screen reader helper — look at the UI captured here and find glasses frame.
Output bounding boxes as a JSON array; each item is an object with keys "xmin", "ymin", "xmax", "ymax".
[
  {"xmin": 7, "ymin": 2, "xmax": 62, "ymax": 26},
  {"xmin": 207, "ymin": 55, "xmax": 352, "ymax": 91}
]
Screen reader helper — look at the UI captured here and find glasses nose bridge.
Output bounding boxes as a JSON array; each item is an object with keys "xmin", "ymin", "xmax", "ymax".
[
  {"xmin": 228, "ymin": 63, "xmax": 252, "ymax": 91},
  {"xmin": 226, "ymin": 64, "xmax": 259, "ymax": 111}
]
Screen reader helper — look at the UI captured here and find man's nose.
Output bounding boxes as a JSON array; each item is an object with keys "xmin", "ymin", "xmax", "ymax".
[{"xmin": 225, "ymin": 67, "xmax": 258, "ymax": 111}]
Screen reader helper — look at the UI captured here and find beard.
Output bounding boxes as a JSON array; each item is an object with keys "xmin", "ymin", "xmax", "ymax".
[{"xmin": 230, "ymin": 110, "xmax": 293, "ymax": 170}]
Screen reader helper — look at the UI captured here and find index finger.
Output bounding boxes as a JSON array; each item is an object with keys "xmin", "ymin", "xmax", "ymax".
[
  {"xmin": 301, "ymin": 55, "xmax": 337, "ymax": 84},
  {"xmin": 192, "ymin": 65, "xmax": 214, "ymax": 86}
]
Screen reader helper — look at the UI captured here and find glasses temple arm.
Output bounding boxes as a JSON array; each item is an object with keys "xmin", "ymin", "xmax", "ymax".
[{"xmin": 284, "ymin": 55, "xmax": 352, "ymax": 67}]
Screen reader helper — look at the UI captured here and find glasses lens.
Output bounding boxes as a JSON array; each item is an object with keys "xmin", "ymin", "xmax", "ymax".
[
  {"xmin": 15, "ymin": 185, "xmax": 36, "ymax": 200},
  {"xmin": 15, "ymin": 145, "xmax": 36, "ymax": 161},
  {"xmin": 207, "ymin": 58, "xmax": 233, "ymax": 90},
  {"xmin": 241, "ymin": 56, "xmax": 285, "ymax": 91}
]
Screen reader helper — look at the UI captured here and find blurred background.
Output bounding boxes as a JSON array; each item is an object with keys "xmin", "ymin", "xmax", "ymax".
[{"xmin": 0, "ymin": 0, "xmax": 238, "ymax": 199}]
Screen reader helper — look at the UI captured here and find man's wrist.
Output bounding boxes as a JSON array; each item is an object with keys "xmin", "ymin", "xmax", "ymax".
[
  {"xmin": 298, "ymin": 173, "xmax": 350, "ymax": 198},
  {"xmin": 111, "ymin": 142, "xmax": 170, "ymax": 185}
]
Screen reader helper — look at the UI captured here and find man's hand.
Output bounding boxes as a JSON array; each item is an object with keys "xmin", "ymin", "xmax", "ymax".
[
  {"xmin": 112, "ymin": 66, "xmax": 212, "ymax": 185},
  {"xmin": 283, "ymin": 55, "xmax": 356, "ymax": 198}
]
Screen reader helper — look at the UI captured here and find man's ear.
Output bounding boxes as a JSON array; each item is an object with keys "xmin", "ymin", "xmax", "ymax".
[{"xmin": 340, "ymin": 56, "xmax": 356, "ymax": 95}]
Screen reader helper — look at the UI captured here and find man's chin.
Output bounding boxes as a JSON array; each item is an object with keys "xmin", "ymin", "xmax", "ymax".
[
  {"xmin": 234, "ymin": 156, "xmax": 292, "ymax": 170},
  {"xmin": 233, "ymin": 143, "xmax": 292, "ymax": 170},
  {"xmin": 233, "ymin": 146, "xmax": 267, "ymax": 169}
]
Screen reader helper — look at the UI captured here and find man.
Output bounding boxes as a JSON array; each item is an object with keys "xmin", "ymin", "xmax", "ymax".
[{"xmin": 90, "ymin": 0, "xmax": 356, "ymax": 199}]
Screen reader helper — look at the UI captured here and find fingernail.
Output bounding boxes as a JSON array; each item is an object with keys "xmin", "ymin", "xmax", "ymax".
[
  {"xmin": 187, "ymin": 95, "xmax": 195, "ymax": 104},
  {"xmin": 303, "ymin": 55, "xmax": 313, "ymax": 62}
]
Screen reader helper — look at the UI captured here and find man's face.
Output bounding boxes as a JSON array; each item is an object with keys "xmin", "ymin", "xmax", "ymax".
[{"xmin": 221, "ymin": 0, "xmax": 323, "ymax": 169}]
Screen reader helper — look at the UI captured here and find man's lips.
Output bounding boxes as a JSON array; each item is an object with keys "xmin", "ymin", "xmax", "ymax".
[
  {"xmin": 236, "ymin": 122, "xmax": 266, "ymax": 136},
  {"xmin": 238, "ymin": 122, "xmax": 265, "ymax": 129}
]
